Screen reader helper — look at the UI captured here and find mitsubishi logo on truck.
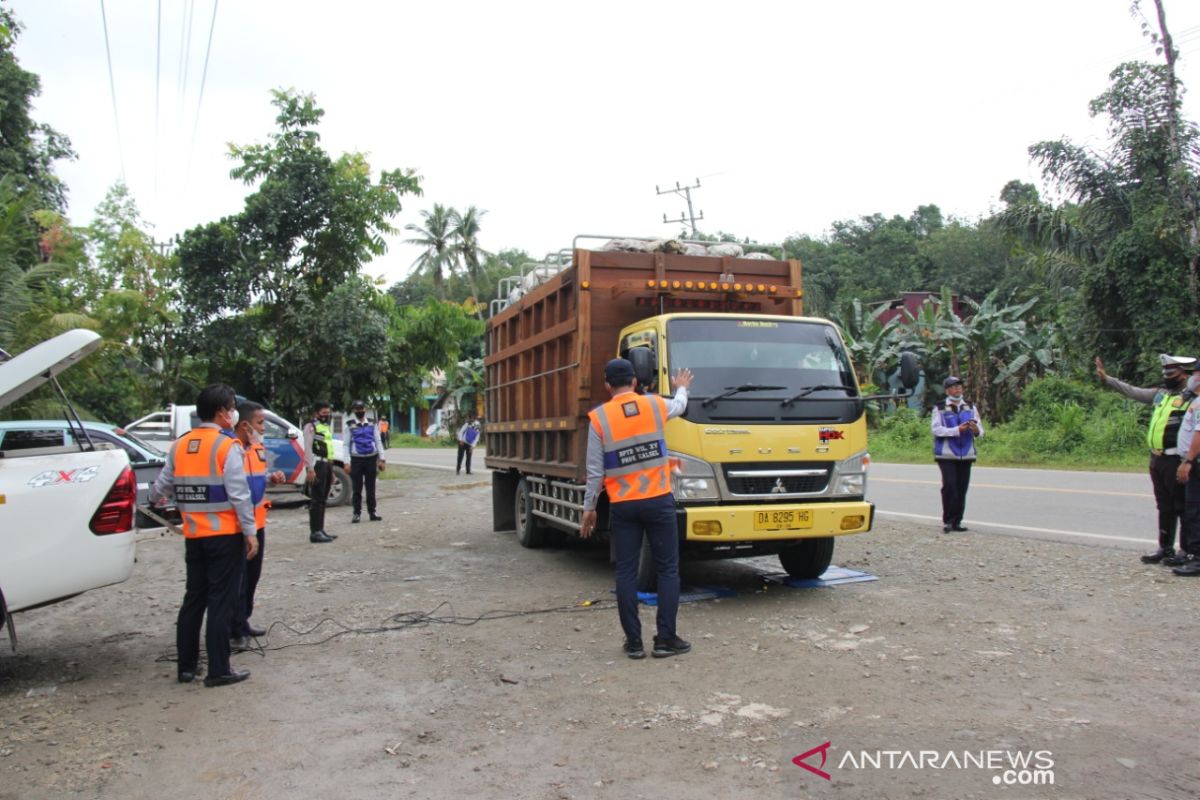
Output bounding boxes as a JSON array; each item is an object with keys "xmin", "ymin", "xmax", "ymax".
[{"xmin": 770, "ymin": 478, "xmax": 787, "ymax": 494}]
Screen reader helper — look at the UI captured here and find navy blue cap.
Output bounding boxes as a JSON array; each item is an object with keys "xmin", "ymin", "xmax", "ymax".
[
  {"xmin": 943, "ymin": 376, "xmax": 963, "ymax": 389},
  {"xmin": 604, "ymin": 358, "xmax": 636, "ymax": 385}
]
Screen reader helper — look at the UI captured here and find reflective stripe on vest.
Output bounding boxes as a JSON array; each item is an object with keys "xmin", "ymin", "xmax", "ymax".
[
  {"xmin": 174, "ymin": 428, "xmax": 241, "ymax": 538},
  {"xmin": 245, "ymin": 441, "xmax": 270, "ymax": 530},
  {"xmin": 588, "ymin": 393, "xmax": 671, "ymax": 503},
  {"xmin": 1146, "ymin": 391, "xmax": 1190, "ymax": 451}
]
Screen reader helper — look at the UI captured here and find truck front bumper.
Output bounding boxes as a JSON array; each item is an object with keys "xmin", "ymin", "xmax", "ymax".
[{"xmin": 678, "ymin": 500, "xmax": 874, "ymax": 543}]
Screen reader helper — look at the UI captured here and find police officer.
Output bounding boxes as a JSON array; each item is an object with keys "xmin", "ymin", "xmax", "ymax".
[
  {"xmin": 579, "ymin": 358, "xmax": 693, "ymax": 660},
  {"xmin": 931, "ymin": 376, "xmax": 984, "ymax": 533},
  {"xmin": 303, "ymin": 401, "xmax": 338, "ymax": 543},
  {"xmin": 230, "ymin": 400, "xmax": 286, "ymax": 646},
  {"xmin": 1097, "ymin": 354, "xmax": 1196, "ymax": 563},
  {"xmin": 150, "ymin": 384, "xmax": 258, "ymax": 688},
  {"xmin": 344, "ymin": 399, "xmax": 385, "ymax": 523}
]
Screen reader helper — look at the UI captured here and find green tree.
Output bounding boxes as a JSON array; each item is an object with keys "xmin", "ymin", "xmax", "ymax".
[
  {"xmin": 404, "ymin": 203, "xmax": 455, "ymax": 299},
  {"xmin": 450, "ymin": 205, "xmax": 490, "ymax": 302}
]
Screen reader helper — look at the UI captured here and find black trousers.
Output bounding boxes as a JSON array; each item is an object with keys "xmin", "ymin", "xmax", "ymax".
[
  {"xmin": 309, "ymin": 460, "xmax": 332, "ymax": 532},
  {"xmin": 1149, "ymin": 453, "xmax": 1185, "ymax": 550},
  {"xmin": 937, "ymin": 459, "xmax": 973, "ymax": 527},
  {"xmin": 177, "ymin": 533, "xmax": 245, "ymax": 678},
  {"xmin": 350, "ymin": 455, "xmax": 378, "ymax": 515},
  {"xmin": 611, "ymin": 494, "xmax": 680, "ymax": 643},
  {"xmin": 456, "ymin": 443, "xmax": 474, "ymax": 474},
  {"xmin": 1180, "ymin": 465, "xmax": 1200, "ymax": 556},
  {"xmin": 232, "ymin": 528, "xmax": 265, "ymax": 637}
]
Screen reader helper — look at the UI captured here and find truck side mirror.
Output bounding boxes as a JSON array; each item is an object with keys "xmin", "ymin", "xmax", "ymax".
[
  {"xmin": 627, "ymin": 347, "xmax": 657, "ymax": 390},
  {"xmin": 899, "ymin": 352, "xmax": 920, "ymax": 391}
]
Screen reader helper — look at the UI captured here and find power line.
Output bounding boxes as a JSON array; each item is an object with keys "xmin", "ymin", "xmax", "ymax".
[
  {"xmin": 98, "ymin": 0, "xmax": 126, "ymax": 185},
  {"xmin": 185, "ymin": 0, "xmax": 219, "ymax": 183}
]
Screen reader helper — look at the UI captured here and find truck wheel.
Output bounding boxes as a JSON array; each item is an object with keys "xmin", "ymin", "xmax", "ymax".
[
  {"xmin": 327, "ymin": 465, "xmax": 350, "ymax": 507},
  {"xmin": 636, "ymin": 536, "xmax": 657, "ymax": 593},
  {"xmin": 778, "ymin": 537, "xmax": 835, "ymax": 579},
  {"xmin": 515, "ymin": 478, "xmax": 547, "ymax": 548}
]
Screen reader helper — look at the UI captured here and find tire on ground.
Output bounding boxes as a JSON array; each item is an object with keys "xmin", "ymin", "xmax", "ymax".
[
  {"xmin": 326, "ymin": 465, "xmax": 350, "ymax": 507},
  {"xmin": 778, "ymin": 536, "xmax": 835, "ymax": 579},
  {"xmin": 515, "ymin": 477, "xmax": 548, "ymax": 548}
]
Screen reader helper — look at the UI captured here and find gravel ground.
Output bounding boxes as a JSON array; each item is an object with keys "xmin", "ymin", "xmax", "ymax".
[{"xmin": 2, "ymin": 466, "xmax": 1198, "ymax": 799}]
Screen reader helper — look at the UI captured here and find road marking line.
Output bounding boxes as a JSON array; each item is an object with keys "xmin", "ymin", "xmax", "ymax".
[
  {"xmin": 876, "ymin": 510, "xmax": 1148, "ymax": 545},
  {"xmin": 872, "ymin": 477, "xmax": 1150, "ymax": 498}
]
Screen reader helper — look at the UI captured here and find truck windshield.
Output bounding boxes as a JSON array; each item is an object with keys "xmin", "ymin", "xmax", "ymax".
[{"xmin": 667, "ymin": 318, "xmax": 857, "ymax": 400}]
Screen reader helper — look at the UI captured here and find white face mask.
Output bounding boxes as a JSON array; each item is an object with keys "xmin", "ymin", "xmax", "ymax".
[{"xmin": 250, "ymin": 430, "xmax": 264, "ymax": 445}]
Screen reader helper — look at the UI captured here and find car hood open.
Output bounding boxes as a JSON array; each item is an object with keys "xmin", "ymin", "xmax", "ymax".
[{"xmin": 0, "ymin": 329, "xmax": 102, "ymax": 410}]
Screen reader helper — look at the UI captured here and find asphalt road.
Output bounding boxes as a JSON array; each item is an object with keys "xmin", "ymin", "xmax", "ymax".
[{"xmin": 386, "ymin": 447, "xmax": 1159, "ymax": 553}]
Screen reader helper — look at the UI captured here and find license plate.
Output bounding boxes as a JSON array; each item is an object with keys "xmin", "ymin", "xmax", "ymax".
[{"xmin": 753, "ymin": 509, "xmax": 813, "ymax": 531}]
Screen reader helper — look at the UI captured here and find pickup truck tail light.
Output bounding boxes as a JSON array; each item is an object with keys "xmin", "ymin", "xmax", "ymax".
[{"xmin": 90, "ymin": 466, "xmax": 136, "ymax": 534}]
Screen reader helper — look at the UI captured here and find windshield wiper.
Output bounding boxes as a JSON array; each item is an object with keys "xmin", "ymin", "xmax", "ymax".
[
  {"xmin": 780, "ymin": 384, "xmax": 857, "ymax": 406},
  {"xmin": 700, "ymin": 384, "xmax": 786, "ymax": 408}
]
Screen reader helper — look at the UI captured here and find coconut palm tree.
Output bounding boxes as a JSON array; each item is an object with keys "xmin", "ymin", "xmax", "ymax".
[
  {"xmin": 449, "ymin": 206, "xmax": 490, "ymax": 303},
  {"xmin": 404, "ymin": 204, "xmax": 455, "ymax": 299}
]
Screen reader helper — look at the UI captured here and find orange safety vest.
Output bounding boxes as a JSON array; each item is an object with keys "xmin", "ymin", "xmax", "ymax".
[
  {"xmin": 173, "ymin": 427, "xmax": 242, "ymax": 538},
  {"xmin": 244, "ymin": 440, "xmax": 271, "ymax": 530},
  {"xmin": 588, "ymin": 392, "xmax": 672, "ymax": 504}
]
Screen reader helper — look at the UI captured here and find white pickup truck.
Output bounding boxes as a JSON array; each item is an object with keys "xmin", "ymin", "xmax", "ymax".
[
  {"xmin": 0, "ymin": 330, "xmax": 138, "ymax": 650},
  {"xmin": 125, "ymin": 404, "xmax": 350, "ymax": 507}
]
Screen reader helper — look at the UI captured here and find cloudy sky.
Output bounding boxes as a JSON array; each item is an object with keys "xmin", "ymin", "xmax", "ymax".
[{"xmin": 9, "ymin": 1, "xmax": 1200, "ymax": 289}]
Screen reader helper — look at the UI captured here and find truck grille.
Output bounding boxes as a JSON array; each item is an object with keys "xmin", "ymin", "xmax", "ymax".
[{"xmin": 722, "ymin": 462, "xmax": 831, "ymax": 496}]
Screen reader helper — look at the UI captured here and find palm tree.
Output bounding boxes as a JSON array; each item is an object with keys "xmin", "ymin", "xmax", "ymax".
[
  {"xmin": 404, "ymin": 204, "xmax": 455, "ymax": 299},
  {"xmin": 449, "ymin": 205, "xmax": 490, "ymax": 302}
]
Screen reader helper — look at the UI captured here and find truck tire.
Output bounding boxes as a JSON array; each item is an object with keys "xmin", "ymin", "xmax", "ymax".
[
  {"xmin": 636, "ymin": 536, "xmax": 657, "ymax": 593},
  {"xmin": 327, "ymin": 465, "xmax": 350, "ymax": 507},
  {"xmin": 778, "ymin": 537, "xmax": 835, "ymax": 580},
  {"xmin": 515, "ymin": 478, "xmax": 547, "ymax": 548}
]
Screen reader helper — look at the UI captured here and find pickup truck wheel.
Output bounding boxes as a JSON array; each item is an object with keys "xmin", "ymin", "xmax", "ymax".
[
  {"xmin": 778, "ymin": 537, "xmax": 835, "ymax": 579},
  {"xmin": 636, "ymin": 536, "xmax": 657, "ymax": 593},
  {"xmin": 515, "ymin": 478, "xmax": 547, "ymax": 548},
  {"xmin": 326, "ymin": 465, "xmax": 350, "ymax": 507}
]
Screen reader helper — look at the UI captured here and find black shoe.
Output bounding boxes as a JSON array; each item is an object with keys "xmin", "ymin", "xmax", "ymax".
[
  {"xmin": 245, "ymin": 624, "xmax": 267, "ymax": 637},
  {"xmin": 652, "ymin": 636, "xmax": 692, "ymax": 658},
  {"xmin": 942, "ymin": 525, "xmax": 953, "ymax": 533},
  {"xmin": 369, "ymin": 513, "xmax": 383, "ymax": 522},
  {"xmin": 1172, "ymin": 559, "xmax": 1200, "ymax": 575},
  {"xmin": 1143, "ymin": 548, "xmax": 1176, "ymax": 564},
  {"xmin": 203, "ymin": 669, "xmax": 251, "ymax": 688},
  {"xmin": 465, "ymin": 471, "xmax": 471, "ymax": 474},
  {"xmin": 623, "ymin": 638, "xmax": 645, "ymax": 660},
  {"xmin": 352, "ymin": 514, "xmax": 361, "ymax": 523},
  {"xmin": 951, "ymin": 524, "xmax": 969, "ymax": 532},
  {"xmin": 177, "ymin": 670, "xmax": 200, "ymax": 684},
  {"xmin": 1162, "ymin": 551, "xmax": 1190, "ymax": 567},
  {"xmin": 230, "ymin": 636, "xmax": 249, "ymax": 652},
  {"xmin": 310, "ymin": 530, "xmax": 334, "ymax": 543}
]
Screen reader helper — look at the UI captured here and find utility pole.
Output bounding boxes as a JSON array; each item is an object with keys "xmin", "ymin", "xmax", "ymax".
[{"xmin": 656, "ymin": 179, "xmax": 704, "ymax": 237}]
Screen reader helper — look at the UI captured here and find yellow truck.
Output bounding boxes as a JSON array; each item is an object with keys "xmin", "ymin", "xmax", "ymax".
[{"xmin": 484, "ymin": 237, "xmax": 915, "ymax": 589}]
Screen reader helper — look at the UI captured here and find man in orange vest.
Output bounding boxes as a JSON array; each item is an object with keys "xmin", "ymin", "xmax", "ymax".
[
  {"xmin": 150, "ymin": 384, "xmax": 260, "ymax": 688},
  {"xmin": 580, "ymin": 358, "xmax": 693, "ymax": 660},
  {"xmin": 230, "ymin": 400, "xmax": 286, "ymax": 648}
]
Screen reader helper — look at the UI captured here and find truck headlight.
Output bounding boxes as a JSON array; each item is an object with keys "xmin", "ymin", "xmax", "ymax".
[
  {"xmin": 832, "ymin": 451, "xmax": 868, "ymax": 497},
  {"xmin": 669, "ymin": 452, "xmax": 720, "ymax": 501}
]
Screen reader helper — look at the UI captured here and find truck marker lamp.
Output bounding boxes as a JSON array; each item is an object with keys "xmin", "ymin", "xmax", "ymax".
[
  {"xmin": 757, "ymin": 284, "xmax": 766, "ymax": 293},
  {"xmin": 581, "ymin": 281, "xmax": 590, "ymax": 289},
  {"xmin": 684, "ymin": 281, "xmax": 694, "ymax": 289},
  {"xmin": 693, "ymin": 520, "xmax": 723, "ymax": 536},
  {"xmin": 672, "ymin": 280, "xmax": 681, "ymax": 289},
  {"xmin": 721, "ymin": 283, "xmax": 731, "ymax": 291},
  {"xmin": 840, "ymin": 515, "xmax": 866, "ymax": 531},
  {"xmin": 646, "ymin": 280, "xmax": 656, "ymax": 288},
  {"xmin": 733, "ymin": 283, "xmax": 742, "ymax": 291},
  {"xmin": 769, "ymin": 285, "xmax": 777, "ymax": 293}
]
